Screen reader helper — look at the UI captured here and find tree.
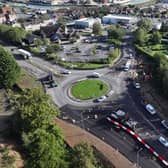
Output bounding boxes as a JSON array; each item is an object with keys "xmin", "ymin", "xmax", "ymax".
[
  {"xmin": 92, "ymin": 22, "xmax": 102, "ymax": 36},
  {"xmin": 12, "ymin": 88, "xmax": 59, "ymax": 133},
  {"xmin": 5, "ymin": 27, "xmax": 26, "ymax": 45},
  {"xmin": 107, "ymin": 25, "xmax": 125, "ymax": 41},
  {"xmin": 137, "ymin": 19, "xmax": 152, "ymax": 31},
  {"xmin": 152, "ymin": 31, "xmax": 162, "ymax": 44},
  {"xmin": 34, "ymin": 38, "xmax": 43, "ymax": 46},
  {"xmin": 71, "ymin": 142, "xmax": 97, "ymax": 168},
  {"xmin": 24, "ymin": 126, "xmax": 68, "ymax": 168},
  {"xmin": 161, "ymin": 23, "xmax": 168, "ymax": 32},
  {"xmin": 0, "ymin": 46, "xmax": 20, "ymax": 88},
  {"xmin": 53, "ymin": 43, "xmax": 60, "ymax": 51},
  {"xmin": 133, "ymin": 28, "xmax": 147, "ymax": 46}
]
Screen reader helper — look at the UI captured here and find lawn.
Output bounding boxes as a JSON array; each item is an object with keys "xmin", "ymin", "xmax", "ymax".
[
  {"xmin": 60, "ymin": 61, "xmax": 107, "ymax": 69},
  {"xmin": 71, "ymin": 79, "xmax": 109, "ymax": 100}
]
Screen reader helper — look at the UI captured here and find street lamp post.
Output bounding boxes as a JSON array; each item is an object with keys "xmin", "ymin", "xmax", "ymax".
[{"xmin": 137, "ymin": 148, "xmax": 143, "ymax": 168}]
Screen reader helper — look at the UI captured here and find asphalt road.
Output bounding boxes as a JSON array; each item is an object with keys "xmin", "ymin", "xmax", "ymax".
[
  {"xmin": 15, "ymin": 50, "xmax": 167, "ymax": 168},
  {"xmin": 3, "ymin": 35, "xmax": 167, "ymax": 168}
]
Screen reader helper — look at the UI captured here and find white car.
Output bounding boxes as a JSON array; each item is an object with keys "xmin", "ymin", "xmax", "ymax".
[
  {"xmin": 134, "ymin": 82, "xmax": 141, "ymax": 89},
  {"xmin": 89, "ymin": 72, "xmax": 102, "ymax": 78},
  {"xmin": 61, "ymin": 70, "xmax": 72, "ymax": 74},
  {"xmin": 161, "ymin": 120, "xmax": 168, "ymax": 129},
  {"xmin": 96, "ymin": 95, "xmax": 106, "ymax": 102},
  {"xmin": 159, "ymin": 136, "xmax": 168, "ymax": 147},
  {"xmin": 145, "ymin": 104, "xmax": 156, "ymax": 115}
]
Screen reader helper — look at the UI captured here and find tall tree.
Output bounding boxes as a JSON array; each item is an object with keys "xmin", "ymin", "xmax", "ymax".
[
  {"xmin": 107, "ymin": 25, "xmax": 125, "ymax": 41},
  {"xmin": 13, "ymin": 88, "xmax": 59, "ymax": 133},
  {"xmin": 5, "ymin": 27, "xmax": 26, "ymax": 45},
  {"xmin": 137, "ymin": 19, "xmax": 152, "ymax": 31},
  {"xmin": 24, "ymin": 126, "xmax": 68, "ymax": 168},
  {"xmin": 92, "ymin": 22, "xmax": 102, "ymax": 36},
  {"xmin": 0, "ymin": 46, "xmax": 20, "ymax": 88},
  {"xmin": 133, "ymin": 28, "xmax": 147, "ymax": 46},
  {"xmin": 152, "ymin": 31, "xmax": 162, "ymax": 44},
  {"xmin": 71, "ymin": 142, "xmax": 97, "ymax": 168}
]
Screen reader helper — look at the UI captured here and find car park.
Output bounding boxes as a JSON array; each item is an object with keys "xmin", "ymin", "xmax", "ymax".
[
  {"xmin": 96, "ymin": 95, "xmax": 106, "ymax": 102},
  {"xmin": 158, "ymin": 136, "xmax": 168, "ymax": 147},
  {"xmin": 145, "ymin": 104, "xmax": 156, "ymax": 115},
  {"xmin": 161, "ymin": 120, "xmax": 168, "ymax": 129}
]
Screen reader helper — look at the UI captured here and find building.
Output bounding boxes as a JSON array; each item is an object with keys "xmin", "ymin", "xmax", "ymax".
[
  {"xmin": 0, "ymin": 5, "xmax": 16, "ymax": 24},
  {"xmin": 113, "ymin": 0, "xmax": 130, "ymax": 4},
  {"xmin": 102, "ymin": 14, "xmax": 137, "ymax": 24},
  {"xmin": 29, "ymin": 0, "xmax": 62, "ymax": 5},
  {"xmin": 75, "ymin": 18, "xmax": 101, "ymax": 28}
]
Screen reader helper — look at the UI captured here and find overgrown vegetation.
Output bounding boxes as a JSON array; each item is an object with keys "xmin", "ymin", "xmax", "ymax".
[
  {"xmin": 0, "ymin": 46, "xmax": 20, "ymax": 88},
  {"xmin": 0, "ymin": 25, "xmax": 27, "ymax": 45},
  {"xmin": 133, "ymin": 19, "xmax": 168, "ymax": 99}
]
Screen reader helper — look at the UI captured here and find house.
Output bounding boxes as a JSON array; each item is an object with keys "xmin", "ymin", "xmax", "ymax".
[
  {"xmin": 22, "ymin": 34, "xmax": 37, "ymax": 45},
  {"xmin": 0, "ymin": 5, "xmax": 16, "ymax": 24}
]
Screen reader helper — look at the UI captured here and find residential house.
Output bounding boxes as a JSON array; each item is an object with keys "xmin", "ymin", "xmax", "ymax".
[{"xmin": 0, "ymin": 5, "xmax": 16, "ymax": 24}]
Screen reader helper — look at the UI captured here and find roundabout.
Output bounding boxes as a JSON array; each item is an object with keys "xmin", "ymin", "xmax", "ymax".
[{"xmin": 70, "ymin": 79, "xmax": 109, "ymax": 100}]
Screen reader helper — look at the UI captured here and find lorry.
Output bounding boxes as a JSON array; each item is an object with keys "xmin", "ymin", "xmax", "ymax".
[{"xmin": 18, "ymin": 49, "xmax": 32, "ymax": 59}]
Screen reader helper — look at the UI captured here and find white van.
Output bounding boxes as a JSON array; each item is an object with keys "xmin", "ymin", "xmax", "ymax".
[{"xmin": 18, "ymin": 49, "xmax": 32, "ymax": 59}]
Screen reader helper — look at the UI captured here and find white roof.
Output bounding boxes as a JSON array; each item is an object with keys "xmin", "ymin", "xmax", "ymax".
[
  {"xmin": 75, "ymin": 17, "xmax": 100, "ymax": 23},
  {"xmin": 103, "ymin": 14, "xmax": 135, "ymax": 21}
]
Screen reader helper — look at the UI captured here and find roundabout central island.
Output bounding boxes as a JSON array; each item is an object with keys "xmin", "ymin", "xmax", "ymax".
[{"xmin": 70, "ymin": 79, "xmax": 109, "ymax": 100}]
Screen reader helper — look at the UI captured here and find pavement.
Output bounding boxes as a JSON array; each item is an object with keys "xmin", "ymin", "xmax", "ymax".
[{"xmin": 55, "ymin": 117, "xmax": 136, "ymax": 168}]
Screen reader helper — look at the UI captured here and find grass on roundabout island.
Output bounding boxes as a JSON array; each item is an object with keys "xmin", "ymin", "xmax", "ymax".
[{"xmin": 71, "ymin": 79, "xmax": 109, "ymax": 100}]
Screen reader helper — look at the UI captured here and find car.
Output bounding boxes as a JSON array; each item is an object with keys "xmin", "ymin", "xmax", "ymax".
[
  {"xmin": 109, "ymin": 109, "xmax": 129, "ymax": 122},
  {"xmin": 161, "ymin": 120, "xmax": 168, "ymax": 129},
  {"xmin": 158, "ymin": 136, "xmax": 168, "ymax": 147},
  {"xmin": 61, "ymin": 70, "xmax": 72, "ymax": 74},
  {"xmin": 88, "ymin": 72, "xmax": 101, "ymax": 78},
  {"xmin": 96, "ymin": 95, "xmax": 106, "ymax": 102},
  {"xmin": 129, "ymin": 53, "xmax": 133, "ymax": 58},
  {"xmin": 133, "ymin": 82, "xmax": 141, "ymax": 89},
  {"xmin": 124, "ymin": 119, "xmax": 137, "ymax": 130},
  {"xmin": 145, "ymin": 104, "xmax": 156, "ymax": 115},
  {"xmin": 49, "ymin": 80, "xmax": 57, "ymax": 88}
]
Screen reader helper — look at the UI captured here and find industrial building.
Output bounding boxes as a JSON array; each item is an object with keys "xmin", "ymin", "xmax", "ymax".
[
  {"xmin": 102, "ymin": 15, "xmax": 137, "ymax": 24},
  {"xmin": 113, "ymin": 0, "xmax": 130, "ymax": 4},
  {"xmin": 75, "ymin": 18, "xmax": 101, "ymax": 28}
]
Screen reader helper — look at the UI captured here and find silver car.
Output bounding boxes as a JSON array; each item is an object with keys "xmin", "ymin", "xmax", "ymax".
[
  {"xmin": 161, "ymin": 120, "xmax": 168, "ymax": 129},
  {"xmin": 159, "ymin": 136, "xmax": 168, "ymax": 147}
]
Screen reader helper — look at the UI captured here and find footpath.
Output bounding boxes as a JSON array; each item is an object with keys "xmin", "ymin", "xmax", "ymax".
[{"xmin": 56, "ymin": 118, "xmax": 137, "ymax": 168}]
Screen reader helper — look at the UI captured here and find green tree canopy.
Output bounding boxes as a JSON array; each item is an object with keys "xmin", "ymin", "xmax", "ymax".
[
  {"xmin": 24, "ymin": 126, "xmax": 67, "ymax": 168},
  {"xmin": 71, "ymin": 142, "xmax": 97, "ymax": 168},
  {"xmin": 5, "ymin": 27, "xmax": 27, "ymax": 45},
  {"xmin": 92, "ymin": 22, "xmax": 102, "ymax": 36},
  {"xmin": 152, "ymin": 31, "xmax": 162, "ymax": 44},
  {"xmin": 0, "ymin": 46, "xmax": 20, "ymax": 88},
  {"xmin": 133, "ymin": 28, "xmax": 147, "ymax": 46},
  {"xmin": 137, "ymin": 19, "xmax": 152, "ymax": 31},
  {"xmin": 13, "ymin": 88, "xmax": 59, "ymax": 133},
  {"xmin": 107, "ymin": 25, "xmax": 125, "ymax": 41}
]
